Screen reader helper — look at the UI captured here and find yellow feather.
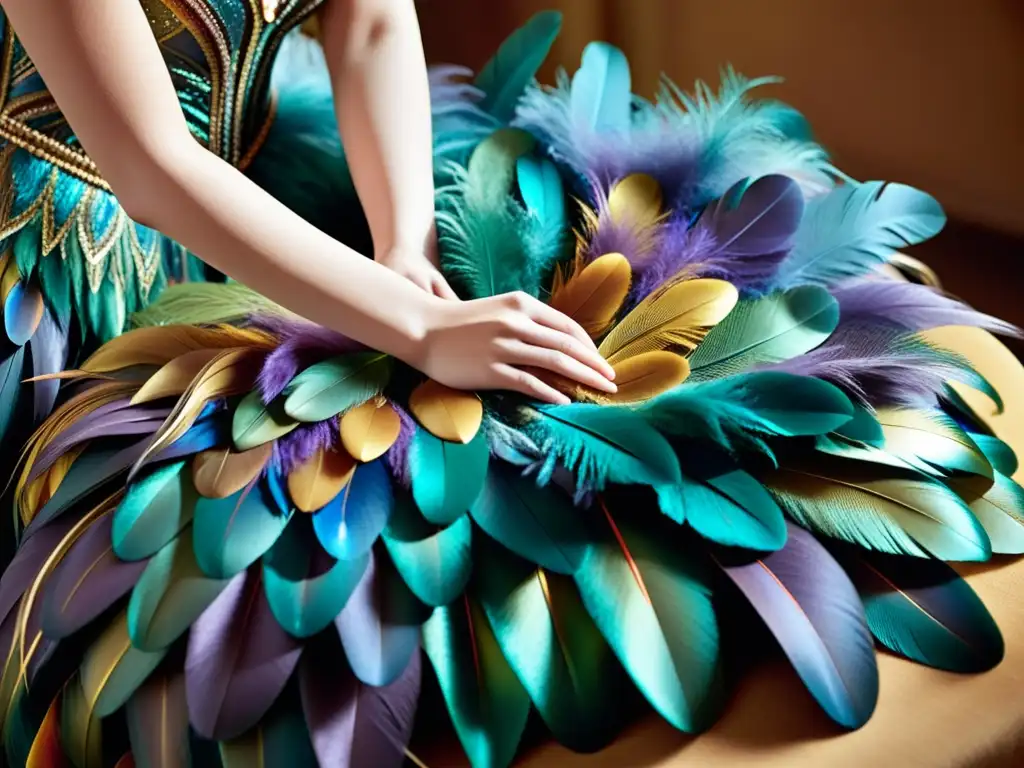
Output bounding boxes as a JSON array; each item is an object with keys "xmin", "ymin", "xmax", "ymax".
[
  {"xmin": 605, "ymin": 351, "xmax": 691, "ymax": 403},
  {"xmin": 61, "ymin": 676, "xmax": 104, "ymax": 768},
  {"xmin": 339, "ymin": 398, "xmax": 402, "ymax": 462},
  {"xmin": 287, "ymin": 447, "xmax": 356, "ymax": 513},
  {"xmin": 408, "ymin": 379, "xmax": 483, "ymax": 444},
  {"xmin": 192, "ymin": 443, "xmax": 272, "ymax": 500},
  {"xmin": 82, "ymin": 325, "xmax": 275, "ymax": 374},
  {"xmin": 608, "ymin": 173, "xmax": 663, "ymax": 229},
  {"xmin": 130, "ymin": 348, "xmax": 225, "ymax": 405},
  {"xmin": 21, "ymin": 445, "xmax": 85, "ymax": 523},
  {"xmin": 549, "ymin": 253, "xmax": 632, "ymax": 338},
  {"xmin": 598, "ymin": 277, "xmax": 739, "ymax": 364},
  {"xmin": 0, "ymin": 250, "xmax": 20, "ymax": 304}
]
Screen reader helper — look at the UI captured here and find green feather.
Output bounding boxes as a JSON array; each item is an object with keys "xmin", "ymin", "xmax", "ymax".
[
  {"xmin": 0, "ymin": 347, "xmax": 24, "ymax": 443},
  {"xmin": 835, "ymin": 548, "xmax": 1003, "ymax": 673},
  {"xmin": 950, "ymin": 473, "xmax": 1024, "ymax": 555},
  {"xmin": 409, "ymin": 429, "xmax": 489, "ymax": 526},
  {"xmin": 113, "ymin": 461, "xmax": 198, "ymax": 562},
  {"xmin": 465, "ymin": 128, "xmax": 536, "ymax": 209},
  {"xmin": 474, "ymin": 11, "xmax": 562, "ymax": 122},
  {"xmin": 422, "ymin": 597, "xmax": 530, "ymax": 768},
  {"xmin": 641, "ymin": 372, "xmax": 854, "ymax": 454},
  {"xmin": 876, "ymin": 409, "xmax": 993, "ymax": 479},
  {"xmin": 688, "ymin": 286, "xmax": 839, "ymax": 381},
  {"xmin": 517, "ymin": 156, "xmax": 570, "ymax": 289},
  {"xmin": 574, "ymin": 506, "xmax": 722, "ymax": 732},
  {"xmin": 382, "ymin": 490, "xmax": 473, "ymax": 606},
  {"xmin": 232, "ymin": 391, "xmax": 299, "ymax": 450},
  {"xmin": 131, "ymin": 282, "xmax": 287, "ymax": 327},
  {"xmin": 283, "ymin": 352, "xmax": 392, "ymax": 423},
  {"xmin": 262, "ymin": 520, "xmax": 367, "ymax": 637},
  {"xmin": 834, "ymin": 404, "xmax": 885, "ymax": 446},
  {"xmin": 192, "ymin": 485, "xmax": 292, "ymax": 579},
  {"xmin": 520, "ymin": 403, "xmax": 681, "ymax": 494},
  {"xmin": 764, "ymin": 455, "xmax": 991, "ymax": 562},
  {"xmin": 219, "ymin": 701, "xmax": 316, "ymax": 768},
  {"xmin": 60, "ymin": 674, "xmax": 104, "ymax": 768},
  {"xmin": 127, "ymin": 527, "xmax": 231, "ymax": 651},
  {"xmin": 82, "ymin": 611, "xmax": 168, "ymax": 718},
  {"xmin": 477, "ymin": 539, "xmax": 622, "ymax": 753},
  {"xmin": 969, "ymin": 434, "xmax": 1018, "ymax": 476},
  {"xmin": 470, "ymin": 462, "xmax": 592, "ymax": 574}
]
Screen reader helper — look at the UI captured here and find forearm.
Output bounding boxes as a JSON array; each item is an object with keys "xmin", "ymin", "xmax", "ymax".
[{"xmin": 321, "ymin": 0, "xmax": 436, "ymax": 257}]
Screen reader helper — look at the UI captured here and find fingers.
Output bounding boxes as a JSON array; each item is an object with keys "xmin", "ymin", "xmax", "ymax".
[
  {"xmin": 519, "ymin": 295, "xmax": 608, "ymax": 364},
  {"xmin": 431, "ymin": 274, "xmax": 459, "ymax": 301},
  {"xmin": 512, "ymin": 315, "xmax": 616, "ymax": 385},
  {"xmin": 493, "ymin": 363, "xmax": 571, "ymax": 405},
  {"xmin": 499, "ymin": 338, "xmax": 617, "ymax": 394}
]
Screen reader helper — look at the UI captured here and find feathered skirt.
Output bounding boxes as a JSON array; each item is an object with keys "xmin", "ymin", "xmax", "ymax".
[{"xmin": 1, "ymin": 12, "xmax": 1023, "ymax": 768}]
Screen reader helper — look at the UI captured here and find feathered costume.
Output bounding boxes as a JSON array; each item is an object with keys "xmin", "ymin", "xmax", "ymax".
[{"xmin": 1, "ymin": 9, "xmax": 1023, "ymax": 768}]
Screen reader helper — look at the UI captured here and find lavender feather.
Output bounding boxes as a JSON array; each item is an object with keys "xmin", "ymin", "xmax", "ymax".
[
  {"xmin": 273, "ymin": 419, "xmax": 340, "ymax": 476},
  {"xmin": 30, "ymin": 307, "xmax": 69, "ymax": 421},
  {"xmin": 0, "ymin": 517, "xmax": 75, "ymax": 625}
]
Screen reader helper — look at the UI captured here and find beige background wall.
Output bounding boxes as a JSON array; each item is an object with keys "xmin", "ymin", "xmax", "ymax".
[{"xmin": 420, "ymin": 0, "xmax": 1024, "ymax": 235}]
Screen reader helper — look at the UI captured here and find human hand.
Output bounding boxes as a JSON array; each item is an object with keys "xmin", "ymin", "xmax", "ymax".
[
  {"xmin": 377, "ymin": 245, "xmax": 457, "ymax": 299},
  {"xmin": 410, "ymin": 291, "xmax": 617, "ymax": 404}
]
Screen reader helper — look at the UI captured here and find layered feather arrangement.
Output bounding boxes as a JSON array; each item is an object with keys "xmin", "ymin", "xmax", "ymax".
[{"xmin": 1, "ymin": 12, "xmax": 1023, "ymax": 768}]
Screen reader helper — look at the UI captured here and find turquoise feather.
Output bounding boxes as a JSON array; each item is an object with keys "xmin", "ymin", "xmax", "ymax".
[
  {"xmin": 521, "ymin": 403, "xmax": 682, "ymax": 494},
  {"xmin": 283, "ymin": 353, "xmax": 392, "ymax": 423},
  {"xmin": 969, "ymin": 434, "xmax": 1018, "ymax": 476},
  {"xmin": 477, "ymin": 539, "xmax": 622, "ymax": 753},
  {"xmin": 127, "ymin": 527, "xmax": 231, "ymax": 652},
  {"xmin": 0, "ymin": 346, "xmax": 24, "ymax": 442},
  {"xmin": 409, "ymin": 429, "xmax": 489, "ymax": 526},
  {"xmin": 575, "ymin": 506, "xmax": 722, "ymax": 732},
  {"xmin": 470, "ymin": 462, "xmax": 592, "ymax": 574},
  {"xmin": 192, "ymin": 485, "xmax": 292, "ymax": 579},
  {"xmin": 382, "ymin": 490, "xmax": 473, "ymax": 607},
  {"xmin": 950, "ymin": 473, "xmax": 1024, "ymax": 556},
  {"xmin": 688, "ymin": 286, "xmax": 839, "ymax": 381},
  {"xmin": 422, "ymin": 597, "xmax": 531, "ymax": 768},
  {"xmin": 774, "ymin": 181, "xmax": 945, "ymax": 288},
  {"xmin": 474, "ymin": 10, "xmax": 562, "ymax": 123},
  {"xmin": 834, "ymin": 405, "xmax": 885, "ymax": 447},
  {"xmin": 262, "ymin": 521, "xmax": 367, "ymax": 638},
  {"xmin": 113, "ymin": 461, "xmax": 197, "ymax": 562},
  {"xmin": 570, "ymin": 42, "xmax": 632, "ymax": 132},
  {"xmin": 517, "ymin": 156, "xmax": 569, "ymax": 290}
]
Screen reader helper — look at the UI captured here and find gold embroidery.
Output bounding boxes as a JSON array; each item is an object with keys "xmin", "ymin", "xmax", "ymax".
[{"xmin": 238, "ymin": 89, "xmax": 278, "ymax": 172}]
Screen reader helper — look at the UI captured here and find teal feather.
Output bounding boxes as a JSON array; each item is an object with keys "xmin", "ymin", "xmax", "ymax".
[
  {"xmin": 232, "ymin": 391, "xmax": 298, "ymax": 451},
  {"xmin": 474, "ymin": 10, "xmax": 563, "ymax": 123},
  {"xmin": 409, "ymin": 429, "xmax": 489, "ymax": 526},
  {"xmin": 477, "ymin": 539, "xmax": 623, "ymax": 753},
  {"xmin": 516, "ymin": 156, "xmax": 569, "ymax": 290},
  {"xmin": 570, "ymin": 42, "xmax": 632, "ymax": 132},
  {"xmin": 85, "ymin": 619, "xmax": 169, "ymax": 719},
  {"xmin": 283, "ymin": 352, "xmax": 392, "ymax": 423},
  {"xmin": 127, "ymin": 527, "xmax": 231, "ymax": 652},
  {"xmin": 219, "ymin": 700, "xmax": 317, "ymax": 768},
  {"xmin": 520, "ymin": 403, "xmax": 682, "ymax": 496},
  {"xmin": 0, "ymin": 346, "xmax": 24, "ymax": 442},
  {"xmin": 688, "ymin": 286, "xmax": 839, "ymax": 381},
  {"xmin": 950, "ymin": 473, "xmax": 1024, "ymax": 556},
  {"xmin": 470, "ymin": 462, "xmax": 592, "ymax": 574},
  {"xmin": 113, "ymin": 461, "xmax": 197, "ymax": 562},
  {"xmin": 575, "ymin": 505, "xmax": 722, "ymax": 732},
  {"xmin": 969, "ymin": 434, "xmax": 1018, "ymax": 476},
  {"xmin": 834, "ymin": 405, "xmax": 885, "ymax": 447},
  {"xmin": 382, "ymin": 490, "xmax": 472, "ymax": 607},
  {"xmin": 422, "ymin": 596, "xmax": 531, "ymax": 768},
  {"xmin": 774, "ymin": 182, "xmax": 945, "ymax": 288},
  {"xmin": 262, "ymin": 520, "xmax": 367, "ymax": 638},
  {"xmin": 641, "ymin": 372, "xmax": 854, "ymax": 454},
  {"xmin": 192, "ymin": 485, "xmax": 292, "ymax": 579}
]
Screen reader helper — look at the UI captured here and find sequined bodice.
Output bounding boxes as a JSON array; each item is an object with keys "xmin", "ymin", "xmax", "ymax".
[{"xmin": 0, "ymin": 0, "xmax": 324, "ymax": 188}]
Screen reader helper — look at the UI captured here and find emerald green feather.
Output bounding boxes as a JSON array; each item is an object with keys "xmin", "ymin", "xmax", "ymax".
[
  {"xmin": 232, "ymin": 392, "xmax": 298, "ymax": 451},
  {"xmin": 470, "ymin": 462, "xmax": 592, "ymax": 574},
  {"xmin": 113, "ymin": 461, "xmax": 197, "ymax": 562},
  {"xmin": 262, "ymin": 520, "xmax": 368, "ymax": 637},
  {"xmin": 382, "ymin": 490, "xmax": 473, "ymax": 607},
  {"xmin": 283, "ymin": 352, "xmax": 392, "ymax": 423},
  {"xmin": 574, "ymin": 507, "xmax": 722, "ymax": 732},
  {"xmin": 688, "ymin": 286, "xmax": 839, "ymax": 381},
  {"xmin": 409, "ymin": 429, "xmax": 489, "ymax": 526},
  {"xmin": 950, "ymin": 473, "xmax": 1024, "ymax": 555},
  {"xmin": 127, "ymin": 527, "xmax": 231, "ymax": 652},
  {"xmin": 477, "ymin": 539, "xmax": 622, "ymax": 753},
  {"xmin": 422, "ymin": 597, "xmax": 530, "ymax": 768},
  {"xmin": 192, "ymin": 485, "xmax": 292, "ymax": 579}
]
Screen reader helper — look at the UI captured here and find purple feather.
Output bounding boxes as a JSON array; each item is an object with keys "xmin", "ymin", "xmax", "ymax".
[
  {"xmin": 385, "ymin": 405, "xmax": 416, "ymax": 486},
  {"xmin": 273, "ymin": 418, "xmax": 339, "ymax": 476},
  {"xmin": 583, "ymin": 182, "xmax": 660, "ymax": 268},
  {"xmin": 40, "ymin": 511, "xmax": 147, "ymax": 638},
  {"xmin": 30, "ymin": 307, "xmax": 70, "ymax": 422},
  {"xmin": 185, "ymin": 567, "xmax": 303, "ymax": 740},
  {"xmin": 334, "ymin": 550, "xmax": 422, "ymax": 687},
  {"xmin": 300, "ymin": 628, "xmax": 421, "ymax": 768},
  {"xmin": 0, "ymin": 517, "xmax": 75, "ymax": 625},
  {"xmin": 629, "ymin": 219, "xmax": 715, "ymax": 306},
  {"xmin": 721, "ymin": 522, "xmax": 878, "ymax": 729},
  {"xmin": 832, "ymin": 279, "xmax": 1022, "ymax": 337},
  {"xmin": 126, "ymin": 671, "xmax": 192, "ymax": 766}
]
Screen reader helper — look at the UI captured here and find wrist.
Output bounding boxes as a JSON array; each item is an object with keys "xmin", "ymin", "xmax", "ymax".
[{"xmin": 388, "ymin": 284, "xmax": 446, "ymax": 367}]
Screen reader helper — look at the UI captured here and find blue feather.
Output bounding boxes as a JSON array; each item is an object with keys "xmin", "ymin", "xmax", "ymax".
[
  {"xmin": 4, "ymin": 280, "xmax": 43, "ymax": 345},
  {"xmin": 312, "ymin": 460, "xmax": 393, "ymax": 561},
  {"xmin": 773, "ymin": 182, "xmax": 945, "ymax": 289},
  {"xmin": 570, "ymin": 42, "xmax": 632, "ymax": 132},
  {"xmin": 29, "ymin": 307, "xmax": 69, "ymax": 421}
]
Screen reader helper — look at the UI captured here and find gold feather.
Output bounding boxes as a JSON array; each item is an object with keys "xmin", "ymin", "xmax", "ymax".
[
  {"xmin": 60, "ymin": 675, "xmax": 104, "ymax": 768},
  {"xmin": 0, "ymin": 250, "xmax": 19, "ymax": 304},
  {"xmin": 598, "ymin": 277, "xmax": 738, "ymax": 364},
  {"xmin": 287, "ymin": 447, "xmax": 356, "ymax": 513},
  {"xmin": 408, "ymin": 379, "xmax": 483, "ymax": 444},
  {"xmin": 339, "ymin": 398, "xmax": 402, "ymax": 462},
  {"xmin": 608, "ymin": 173, "xmax": 663, "ymax": 229},
  {"xmin": 192, "ymin": 443, "xmax": 273, "ymax": 499},
  {"xmin": 82, "ymin": 325, "xmax": 275, "ymax": 375},
  {"xmin": 605, "ymin": 351, "xmax": 690, "ymax": 403},
  {"xmin": 21, "ymin": 445, "xmax": 85, "ymax": 523},
  {"xmin": 26, "ymin": 696, "xmax": 62, "ymax": 767},
  {"xmin": 130, "ymin": 348, "xmax": 224, "ymax": 405},
  {"xmin": 548, "ymin": 253, "xmax": 632, "ymax": 338}
]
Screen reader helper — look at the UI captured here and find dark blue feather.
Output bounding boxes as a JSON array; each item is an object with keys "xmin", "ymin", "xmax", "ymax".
[{"xmin": 312, "ymin": 459, "xmax": 393, "ymax": 561}]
